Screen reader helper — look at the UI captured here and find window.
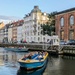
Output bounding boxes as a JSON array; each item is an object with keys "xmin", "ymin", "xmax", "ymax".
[
  {"xmin": 60, "ymin": 31, "xmax": 64, "ymax": 40},
  {"xmin": 69, "ymin": 30, "xmax": 74, "ymax": 40},
  {"xmin": 38, "ymin": 27, "xmax": 40, "ymax": 30},
  {"xmin": 60, "ymin": 17, "xmax": 64, "ymax": 26},
  {"xmin": 42, "ymin": 16, "xmax": 45, "ymax": 20},
  {"xmin": 34, "ymin": 37, "xmax": 35, "ymax": 41},
  {"xmin": 43, "ymin": 37, "xmax": 45, "ymax": 42},
  {"xmin": 38, "ymin": 37, "xmax": 40, "ymax": 41},
  {"xmin": 70, "ymin": 15, "xmax": 74, "ymax": 25},
  {"xmin": 38, "ymin": 32, "xmax": 40, "ymax": 35}
]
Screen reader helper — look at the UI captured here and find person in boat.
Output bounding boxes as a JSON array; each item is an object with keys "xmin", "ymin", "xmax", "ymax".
[
  {"xmin": 28, "ymin": 53, "xmax": 32, "ymax": 59},
  {"xmin": 38, "ymin": 51, "xmax": 43, "ymax": 56},
  {"xmin": 22, "ymin": 53, "xmax": 32, "ymax": 60},
  {"xmin": 38, "ymin": 51, "xmax": 43, "ymax": 60}
]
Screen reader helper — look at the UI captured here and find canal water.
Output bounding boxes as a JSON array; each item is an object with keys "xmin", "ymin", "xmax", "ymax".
[{"xmin": 0, "ymin": 47, "xmax": 75, "ymax": 75}]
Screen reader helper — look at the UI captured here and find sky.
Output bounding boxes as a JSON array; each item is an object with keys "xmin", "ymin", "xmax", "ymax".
[{"xmin": 0, "ymin": 0, "xmax": 75, "ymax": 19}]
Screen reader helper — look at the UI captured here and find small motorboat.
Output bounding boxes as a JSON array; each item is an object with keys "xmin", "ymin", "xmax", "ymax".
[
  {"xmin": 18, "ymin": 51, "xmax": 48, "ymax": 70},
  {"xmin": 4, "ymin": 47, "xmax": 28, "ymax": 52},
  {"xmin": 12, "ymin": 48, "xmax": 28, "ymax": 52}
]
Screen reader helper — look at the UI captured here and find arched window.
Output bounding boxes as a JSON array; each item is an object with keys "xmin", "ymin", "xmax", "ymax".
[
  {"xmin": 60, "ymin": 17, "xmax": 64, "ymax": 26},
  {"xmin": 70, "ymin": 15, "xmax": 74, "ymax": 25}
]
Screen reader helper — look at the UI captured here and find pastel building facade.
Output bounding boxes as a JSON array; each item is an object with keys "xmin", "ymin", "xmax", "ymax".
[
  {"xmin": 0, "ymin": 20, "xmax": 24, "ymax": 43},
  {"xmin": 12, "ymin": 20, "xmax": 24, "ymax": 43},
  {"xmin": 0, "ymin": 27, "xmax": 4, "ymax": 43},
  {"xmin": 8, "ymin": 24, "xmax": 13, "ymax": 43},
  {"xmin": 17, "ymin": 25, "xmax": 22, "ymax": 43}
]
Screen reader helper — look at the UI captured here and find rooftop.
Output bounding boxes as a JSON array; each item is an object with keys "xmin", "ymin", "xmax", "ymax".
[{"xmin": 56, "ymin": 7, "xmax": 75, "ymax": 15}]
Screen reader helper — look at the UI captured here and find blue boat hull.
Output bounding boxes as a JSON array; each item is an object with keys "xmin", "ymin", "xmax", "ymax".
[
  {"xmin": 18, "ymin": 58, "xmax": 48, "ymax": 75},
  {"xmin": 18, "ymin": 57, "xmax": 48, "ymax": 70}
]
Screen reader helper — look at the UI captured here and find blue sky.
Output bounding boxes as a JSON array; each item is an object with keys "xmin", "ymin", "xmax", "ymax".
[{"xmin": 0, "ymin": 0, "xmax": 75, "ymax": 18}]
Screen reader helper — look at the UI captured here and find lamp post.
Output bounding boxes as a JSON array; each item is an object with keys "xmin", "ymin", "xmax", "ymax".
[
  {"xmin": 41, "ymin": 28, "xmax": 46, "ymax": 50},
  {"xmin": 45, "ymin": 30, "xmax": 48, "ymax": 50},
  {"xmin": 41, "ymin": 28, "xmax": 43, "ymax": 49},
  {"xmin": 41, "ymin": 29, "xmax": 43, "ymax": 43},
  {"xmin": 59, "ymin": 24, "xmax": 60, "ymax": 51}
]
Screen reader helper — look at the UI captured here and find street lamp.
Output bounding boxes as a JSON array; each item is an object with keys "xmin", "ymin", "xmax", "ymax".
[
  {"xmin": 45, "ymin": 30, "xmax": 48, "ymax": 50},
  {"xmin": 41, "ymin": 28, "xmax": 43, "ymax": 49},
  {"xmin": 58, "ymin": 24, "xmax": 60, "ymax": 51}
]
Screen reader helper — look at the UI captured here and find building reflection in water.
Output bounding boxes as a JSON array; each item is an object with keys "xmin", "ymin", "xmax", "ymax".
[{"xmin": 0, "ymin": 49, "xmax": 20, "ymax": 67}]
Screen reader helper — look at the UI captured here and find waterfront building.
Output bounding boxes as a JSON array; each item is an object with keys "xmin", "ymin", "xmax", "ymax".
[
  {"xmin": 23, "ymin": 6, "xmax": 49, "ymax": 43},
  {"xmin": 12, "ymin": 21, "xmax": 18, "ymax": 43},
  {"xmin": 0, "ymin": 22, "xmax": 5, "ymax": 29},
  {"xmin": 17, "ymin": 26, "xmax": 22, "ymax": 43},
  {"xmin": 8, "ymin": 23, "xmax": 13, "ymax": 43},
  {"xmin": 17, "ymin": 20, "xmax": 24, "ymax": 43},
  {"xmin": 0, "ymin": 22, "xmax": 5, "ymax": 42},
  {"xmin": 55, "ymin": 7, "xmax": 75, "ymax": 42},
  {"xmin": 12, "ymin": 20, "xmax": 24, "ymax": 43},
  {"xmin": 3, "ymin": 23, "xmax": 10, "ymax": 43},
  {"xmin": 0, "ymin": 27, "xmax": 5, "ymax": 43}
]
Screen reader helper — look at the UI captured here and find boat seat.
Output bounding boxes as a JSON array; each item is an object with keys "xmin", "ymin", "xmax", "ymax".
[
  {"xmin": 31, "ymin": 54, "xmax": 38, "ymax": 59},
  {"xmin": 33, "ymin": 55, "xmax": 43, "ymax": 60}
]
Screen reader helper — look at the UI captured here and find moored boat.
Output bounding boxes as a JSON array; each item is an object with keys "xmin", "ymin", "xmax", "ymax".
[
  {"xmin": 18, "ymin": 51, "xmax": 48, "ymax": 70},
  {"xmin": 4, "ymin": 47, "xmax": 28, "ymax": 52}
]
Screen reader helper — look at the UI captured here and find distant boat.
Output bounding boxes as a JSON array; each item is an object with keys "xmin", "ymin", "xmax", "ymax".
[
  {"xmin": 18, "ymin": 51, "xmax": 48, "ymax": 70},
  {"xmin": 4, "ymin": 47, "xmax": 28, "ymax": 52}
]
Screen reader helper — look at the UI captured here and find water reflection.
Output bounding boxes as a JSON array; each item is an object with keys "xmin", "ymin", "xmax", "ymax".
[
  {"xmin": 0, "ymin": 48, "xmax": 27, "ymax": 67},
  {"xmin": 1, "ymin": 47, "xmax": 75, "ymax": 75}
]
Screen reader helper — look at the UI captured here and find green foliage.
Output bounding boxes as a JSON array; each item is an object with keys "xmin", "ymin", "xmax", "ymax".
[
  {"xmin": 41, "ymin": 12, "xmax": 57, "ymax": 36},
  {"xmin": 41, "ymin": 24, "xmax": 55, "ymax": 36}
]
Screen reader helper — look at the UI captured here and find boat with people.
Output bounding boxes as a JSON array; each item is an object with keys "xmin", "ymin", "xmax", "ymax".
[
  {"xmin": 17, "ymin": 57, "xmax": 47, "ymax": 75},
  {"xmin": 18, "ymin": 51, "xmax": 48, "ymax": 70}
]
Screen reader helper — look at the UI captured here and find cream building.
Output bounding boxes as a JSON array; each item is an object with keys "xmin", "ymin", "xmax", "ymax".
[
  {"xmin": 0, "ymin": 22, "xmax": 5, "ymax": 43},
  {"xmin": 8, "ymin": 25, "xmax": 13, "ymax": 43},
  {"xmin": 23, "ymin": 6, "xmax": 49, "ymax": 43},
  {"xmin": 17, "ymin": 25, "xmax": 22, "ymax": 43},
  {"xmin": 0, "ymin": 27, "xmax": 4, "ymax": 43},
  {"xmin": 0, "ymin": 22, "xmax": 4, "ymax": 29}
]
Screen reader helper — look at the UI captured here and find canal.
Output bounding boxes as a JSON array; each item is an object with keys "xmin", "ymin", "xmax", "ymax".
[{"xmin": 0, "ymin": 47, "xmax": 75, "ymax": 75}]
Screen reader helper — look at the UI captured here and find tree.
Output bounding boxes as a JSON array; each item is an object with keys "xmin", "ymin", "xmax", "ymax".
[{"xmin": 41, "ymin": 12, "xmax": 57, "ymax": 36}]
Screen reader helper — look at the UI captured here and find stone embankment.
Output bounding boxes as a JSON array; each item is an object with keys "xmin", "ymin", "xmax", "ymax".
[
  {"xmin": 0, "ymin": 43, "xmax": 59, "ymax": 52},
  {"xmin": 62, "ymin": 45, "xmax": 75, "ymax": 56}
]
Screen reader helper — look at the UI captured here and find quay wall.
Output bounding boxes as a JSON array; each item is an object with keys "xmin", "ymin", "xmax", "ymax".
[
  {"xmin": 1, "ymin": 43, "xmax": 75, "ymax": 56},
  {"xmin": 0, "ymin": 43, "xmax": 59, "ymax": 51}
]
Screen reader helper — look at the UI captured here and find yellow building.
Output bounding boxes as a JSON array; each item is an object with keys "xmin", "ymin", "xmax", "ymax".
[{"xmin": 0, "ymin": 22, "xmax": 5, "ymax": 29}]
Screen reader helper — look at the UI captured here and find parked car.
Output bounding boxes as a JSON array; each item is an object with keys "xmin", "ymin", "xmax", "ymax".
[
  {"xmin": 67, "ymin": 40, "xmax": 75, "ymax": 45},
  {"xmin": 31, "ymin": 41, "xmax": 35, "ymax": 43}
]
